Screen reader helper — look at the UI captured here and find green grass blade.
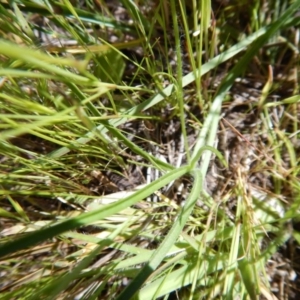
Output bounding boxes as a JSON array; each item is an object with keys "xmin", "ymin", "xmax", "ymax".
[
  {"xmin": 0, "ymin": 165, "xmax": 190, "ymax": 258},
  {"xmin": 116, "ymin": 168, "xmax": 202, "ymax": 300}
]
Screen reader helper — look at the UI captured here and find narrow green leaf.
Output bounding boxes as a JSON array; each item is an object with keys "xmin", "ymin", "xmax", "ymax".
[
  {"xmin": 116, "ymin": 169, "xmax": 202, "ymax": 300},
  {"xmin": 0, "ymin": 165, "xmax": 189, "ymax": 258}
]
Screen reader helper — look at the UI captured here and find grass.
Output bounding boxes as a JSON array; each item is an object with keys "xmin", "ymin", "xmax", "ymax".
[{"xmin": 0, "ymin": 0, "xmax": 300, "ymax": 299}]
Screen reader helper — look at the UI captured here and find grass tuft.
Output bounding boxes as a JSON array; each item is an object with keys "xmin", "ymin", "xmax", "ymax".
[{"xmin": 0, "ymin": 1, "xmax": 299, "ymax": 299}]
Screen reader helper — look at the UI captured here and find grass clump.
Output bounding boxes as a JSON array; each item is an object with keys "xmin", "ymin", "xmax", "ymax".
[{"xmin": 0, "ymin": 1, "xmax": 300, "ymax": 299}]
